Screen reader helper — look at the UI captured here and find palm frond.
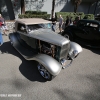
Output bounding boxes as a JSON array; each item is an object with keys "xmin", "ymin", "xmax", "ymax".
[{"xmin": 55, "ymin": 0, "xmax": 68, "ymax": 7}]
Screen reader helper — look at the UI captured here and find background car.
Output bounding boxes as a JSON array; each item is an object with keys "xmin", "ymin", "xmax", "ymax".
[
  {"xmin": 62, "ymin": 19, "xmax": 100, "ymax": 48},
  {"xmin": 9, "ymin": 18, "xmax": 82, "ymax": 81}
]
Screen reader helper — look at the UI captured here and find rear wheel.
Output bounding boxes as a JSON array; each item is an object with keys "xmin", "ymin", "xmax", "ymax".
[{"xmin": 37, "ymin": 63, "xmax": 53, "ymax": 81}]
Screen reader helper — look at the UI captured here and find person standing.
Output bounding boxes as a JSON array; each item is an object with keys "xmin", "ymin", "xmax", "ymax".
[
  {"xmin": 70, "ymin": 17, "xmax": 73, "ymax": 26},
  {"xmin": 51, "ymin": 15, "xmax": 56, "ymax": 32},
  {"xmin": 59, "ymin": 15, "xmax": 63, "ymax": 33},
  {"xmin": 0, "ymin": 14, "xmax": 7, "ymax": 36},
  {"xmin": 73, "ymin": 16, "xmax": 80, "ymax": 26},
  {"xmin": 65, "ymin": 16, "xmax": 70, "ymax": 27},
  {"xmin": 0, "ymin": 28, "xmax": 3, "ymax": 46},
  {"xmin": 0, "ymin": 14, "xmax": 4, "ymax": 45}
]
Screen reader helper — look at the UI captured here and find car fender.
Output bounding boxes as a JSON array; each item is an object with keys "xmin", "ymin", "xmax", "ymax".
[
  {"xmin": 29, "ymin": 54, "xmax": 62, "ymax": 76},
  {"xmin": 68, "ymin": 42, "xmax": 82, "ymax": 59}
]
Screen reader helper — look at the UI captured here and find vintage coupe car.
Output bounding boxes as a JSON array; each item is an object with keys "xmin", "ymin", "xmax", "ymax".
[
  {"xmin": 9, "ymin": 18, "xmax": 82, "ymax": 81},
  {"xmin": 62, "ymin": 19, "xmax": 100, "ymax": 48}
]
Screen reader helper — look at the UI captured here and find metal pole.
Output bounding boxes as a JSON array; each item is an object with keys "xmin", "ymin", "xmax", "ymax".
[
  {"xmin": 88, "ymin": 3, "xmax": 91, "ymax": 14},
  {"xmin": 94, "ymin": 0, "xmax": 99, "ymax": 15}
]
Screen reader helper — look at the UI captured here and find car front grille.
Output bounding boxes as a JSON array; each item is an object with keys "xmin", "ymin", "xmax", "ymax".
[{"xmin": 60, "ymin": 43, "xmax": 70, "ymax": 60}]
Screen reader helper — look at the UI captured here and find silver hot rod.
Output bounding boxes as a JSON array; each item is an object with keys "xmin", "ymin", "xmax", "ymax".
[{"xmin": 9, "ymin": 18, "xmax": 82, "ymax": 81}]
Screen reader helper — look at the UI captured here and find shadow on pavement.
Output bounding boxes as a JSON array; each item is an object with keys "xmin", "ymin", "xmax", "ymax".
[
  {"xmin": 0, "ymin": 41, "xmax": 46, "ymax": 82},
  {"xmin": 82, "ymin": 45, "xmax": 100, "ymax": 55}
]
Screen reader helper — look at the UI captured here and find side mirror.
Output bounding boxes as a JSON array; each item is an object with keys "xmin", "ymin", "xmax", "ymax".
[{"xmin": 20, "ymin": 26, "xmax": 26, "ymax": 31}]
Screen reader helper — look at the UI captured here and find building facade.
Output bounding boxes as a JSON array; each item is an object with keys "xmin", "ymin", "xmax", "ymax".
[{"xmin": 0, "ymin": 0, "xmax": 100, "ymax": 20}]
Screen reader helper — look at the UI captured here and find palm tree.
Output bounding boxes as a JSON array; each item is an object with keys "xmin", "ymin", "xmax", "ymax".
[
  {"xmin": 94, "ymin": 0, "xmax": 99, "ymax": 15},
  {"xmin": 72, "ymin": 0, "xmax": 82, "ymax": 13},
  {"xmin": 21, "ymin": 0, "xmax": 25, "ymax": 14},
  {"xmin": 51, "ymin": 0, "xmax": 68, "ymax": 18},
  {"xmin": 51, "ymin": 0, "xmax": 55, "ymax": 19}
]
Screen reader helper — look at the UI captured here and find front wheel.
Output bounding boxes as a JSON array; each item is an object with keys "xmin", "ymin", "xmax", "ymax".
[
  {"xmin": 63, "ymin": 31, "xmax": 73, "ymax": 41},
  {"xmin": 37, "ymin": 63, "xmax": 54, "ymax": 81}
]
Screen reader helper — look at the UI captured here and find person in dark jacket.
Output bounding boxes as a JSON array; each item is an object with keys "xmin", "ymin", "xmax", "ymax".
[
  {"xmin": 70, "ymin": 17, "xmax": 73, "ymax": 25},
  {"xmin": 65, "ymin": 16, "xmax": 70, "ymax": 27},
  {"xmin": 51, "ymin": 15, "xmax": 56, "ymax": 32},
  {"xmin": 73, "ymin": 16, "xmax": 80, "ymax": 26}
]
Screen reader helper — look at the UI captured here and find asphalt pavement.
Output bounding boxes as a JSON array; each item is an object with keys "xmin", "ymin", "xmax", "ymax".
[{"xmin": 0, "ymin": 32, "xmax": 100, "ymax": 100}]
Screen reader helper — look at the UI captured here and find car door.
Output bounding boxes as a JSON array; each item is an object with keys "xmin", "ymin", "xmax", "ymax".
[
  {"xmin": 75, "ymin": 21, "xmax": 99, "ymax": 44},
  {"xmin": 83, "ymin": 22, "xmax": 100, "ymax": 45},
  {"xmin": 74, "ymin": 21, "xmax": 89, "ymax": 42},
  {"xmin": 88, "ymin": 23, "xmax": 100, "ymax": 42}
]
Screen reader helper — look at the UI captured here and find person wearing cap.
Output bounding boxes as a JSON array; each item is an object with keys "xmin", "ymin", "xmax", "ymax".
[{"xmin": 0, "ymin": 14, "xmax": 8, "ymax": 36}]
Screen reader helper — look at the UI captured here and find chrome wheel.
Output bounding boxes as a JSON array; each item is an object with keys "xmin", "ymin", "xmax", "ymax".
[{"xmin": 37, "ymin": 63, "xmax": 52, "ymax": 80}]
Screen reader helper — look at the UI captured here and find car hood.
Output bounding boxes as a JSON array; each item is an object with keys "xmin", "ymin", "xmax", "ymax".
[{"xmin": 28, "ymin": 29, "xmax": 70, "ymax": 47}]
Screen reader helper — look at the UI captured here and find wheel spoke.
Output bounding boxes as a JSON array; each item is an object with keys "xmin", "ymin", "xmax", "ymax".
[
  {"xmin": 40, "ymin": 70, "xmax": 45, "ymax": 77},
  {"xmin": 38, "ymin": 64, "xmax": 44, "ymax": 71},
  {"xmin": 44, "ymin": 71, "xmax": 48, "ymax": 79}
]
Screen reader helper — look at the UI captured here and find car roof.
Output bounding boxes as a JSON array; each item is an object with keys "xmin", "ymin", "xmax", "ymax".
[
  {"xmin": 16, "ymin": 18, "xmax": 52, "ymax": 25},
  {"xmin": 79, "ymin": 19, "xmax": 100, "ymax": 24}
]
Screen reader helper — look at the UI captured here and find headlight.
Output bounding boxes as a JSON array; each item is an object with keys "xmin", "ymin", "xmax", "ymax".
[
  {"xmin": 73, "ymin": 50, "xmax": 78, "ymax": 57},
  {"xmin": 60, "ymin": 59, "xmax": 67, "ymax": 66},
  {"xmin": 69, "ymin": 50, "xmax": 78, "ymax": 60}
]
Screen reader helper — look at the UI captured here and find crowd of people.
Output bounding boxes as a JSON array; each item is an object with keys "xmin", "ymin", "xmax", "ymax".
[
  {"xmin": 0, "ymin": 13, "xmax": 81, "ymax": 45},
  {"xmin": 51, "ymin": 14, "xmax": 81, "ymax": 33}
]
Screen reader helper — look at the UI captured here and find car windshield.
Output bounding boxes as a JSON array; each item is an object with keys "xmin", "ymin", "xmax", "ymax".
[
  {"xmin": 39, "ymin": 23, "xmax": 52, "ymax": 29},
  {"xmin": 27, "ymin": 23, "xmax": 51, "ymax": 32}
]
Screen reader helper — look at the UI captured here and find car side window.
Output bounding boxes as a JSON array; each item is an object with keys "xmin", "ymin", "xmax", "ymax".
[
  {"xmin": 78, "ymin": 22, "xmax": 85, "ymax": 28},
  {"xmin": 18, "ymin": 23, "xmax": 26, "ymax": 33},
  {"xmin": 89, "ymin": 23, "xmax": 98, "ymax": 28},
  {"xmin": 87, "ymin": 23, "xmax": 98, "ymax": 31}
]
